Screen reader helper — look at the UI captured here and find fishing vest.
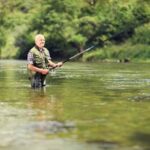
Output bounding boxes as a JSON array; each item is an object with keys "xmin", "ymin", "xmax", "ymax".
[{"xmin": 30, "ymin": 46, "xmax": 50, "ymax": 69}]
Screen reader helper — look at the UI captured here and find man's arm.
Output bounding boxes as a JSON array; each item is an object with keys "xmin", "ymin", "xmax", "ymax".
[
  {"xmin": 48, "ymin": 60, "xmax": 57, "ymax": 67},
  {"xmin": 44, "ymin": 48, "xmax": 63, "ymax": 68},
  {"xmin": 27, "ymin": 64, "xmax": 49, "ymax": 75}
]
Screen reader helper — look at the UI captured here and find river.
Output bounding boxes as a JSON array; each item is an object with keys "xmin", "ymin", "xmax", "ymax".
[{"xmin": 0, "ymin": 60, "xmax": 150, "ymax": 150}]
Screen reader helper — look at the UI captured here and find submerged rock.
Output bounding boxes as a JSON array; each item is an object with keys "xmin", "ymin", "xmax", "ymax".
[
  {"xmin": 130, "ymin": 95, "xmax": 150, "ymax": 102},
  {"xmin": 24, "ymin": 120, "xmax": 75, "ymax": 134}
]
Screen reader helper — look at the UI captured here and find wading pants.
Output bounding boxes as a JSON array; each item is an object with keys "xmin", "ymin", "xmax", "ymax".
[{"xmin": 30, "ymin": 73, "xmax": 46, "ymax": 88}]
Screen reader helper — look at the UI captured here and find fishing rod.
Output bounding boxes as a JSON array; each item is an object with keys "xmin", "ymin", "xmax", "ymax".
[
  {"xmin": 50, "ymin": 18, "xmax": 148, "ymax": 70},
  {"xmin": 49, "ymin": 35, "xmax": 110, "ymax": 71},
  {"xmin": 51, "ymin": 34, "xmax": 114, "ymax": 69},
  {"xmin": 53, "ymin": 29, "xmax": 126, "ymax": 67},
  {"xmin": 49, "ymin": 45, "xmax": 96, "ymax": 71},
  {"xmin": 62, "ymin": 45, "xmax": 96, "ymax": 64},
  {"xmin": 58, "ymin": 30, "xmax": 132, "ymax": 64},
  {"xmin": 49, "ymin": 32, "xmax": 125, "ymax": 71}
]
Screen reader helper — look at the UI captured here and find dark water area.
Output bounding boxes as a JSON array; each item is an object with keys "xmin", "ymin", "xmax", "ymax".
[{"xmin": 0, "ymin": 60, "xmax": 150, "ymax": 150}]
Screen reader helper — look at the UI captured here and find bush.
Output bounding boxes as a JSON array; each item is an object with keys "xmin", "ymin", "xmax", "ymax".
[
  {"xmin": 132, "ymin": 23, "xmax": 150, "ymax": 44},
  {"xmin": 83, "ymin": 42, "xmax": 150, "ymax": 62}
]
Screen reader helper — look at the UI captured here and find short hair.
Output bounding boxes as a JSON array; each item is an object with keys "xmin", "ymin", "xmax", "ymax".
[{"xmin": 35, "ymin": 34, "xmax": 45, "ymax": 43}]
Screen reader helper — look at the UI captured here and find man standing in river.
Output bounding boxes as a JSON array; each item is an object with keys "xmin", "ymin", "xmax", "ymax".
[{"xmin": 27, "ymin": 34, "xmax": 63, "ymax": 88}]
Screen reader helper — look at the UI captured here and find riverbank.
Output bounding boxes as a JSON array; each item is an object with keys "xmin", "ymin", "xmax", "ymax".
[{"xmin": 83, "ymin": 42, "xmax": 150, "ymax": 63}]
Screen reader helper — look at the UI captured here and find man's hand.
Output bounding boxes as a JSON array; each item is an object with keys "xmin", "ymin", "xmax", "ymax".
[
  {"xmin": 56, "ymin": 62, "xmax": 63, "ymax": 67},
  {"xmin": 48, "ymin": 60, "xmax": 63, "ymax": 68},
  {"xmin": 51, "ymin": 62, "xmax": 63, "ymax": 68},
  {"xmin": 40, "ymin": 69, "xmax": 49, "ymax": 75}
]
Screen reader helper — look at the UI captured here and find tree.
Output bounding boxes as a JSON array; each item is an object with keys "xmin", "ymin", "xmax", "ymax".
[{"xmin": 0, "ymin": 2, "xmax": 7, "ymax": 58}]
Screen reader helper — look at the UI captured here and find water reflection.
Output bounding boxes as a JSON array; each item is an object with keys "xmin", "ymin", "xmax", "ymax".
[
  {"xmin": 0, "ymin": 60, "xmax": 150, "ymax": 150},
  {"xmin": 26, "ymin": 88, "xmax": 75, "ymax": 136},
  {"xmin": 28, "ymin": 88, "xmax": 61, "ymax": 121}
]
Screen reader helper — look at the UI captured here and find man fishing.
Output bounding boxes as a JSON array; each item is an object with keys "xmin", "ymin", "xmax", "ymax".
[{"xmin": 27, "ymin": 34, "xmax": 63, "ymax": 88}]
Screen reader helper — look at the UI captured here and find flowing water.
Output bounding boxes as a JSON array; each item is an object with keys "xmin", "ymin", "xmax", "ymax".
[{"xmin": 0, "ymin": 60, "xmax": 150, "ymax": 150}]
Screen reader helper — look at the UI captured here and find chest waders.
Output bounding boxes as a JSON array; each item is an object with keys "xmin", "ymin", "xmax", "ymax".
[{"xmin": 28, "ymin": 47, "xmax": 49, "ymax": 88}]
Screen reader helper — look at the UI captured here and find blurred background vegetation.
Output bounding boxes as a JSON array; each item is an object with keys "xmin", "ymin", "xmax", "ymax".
[{"xmin": 0, "ymin": 0, "xmax": 149, "ymax": 62}]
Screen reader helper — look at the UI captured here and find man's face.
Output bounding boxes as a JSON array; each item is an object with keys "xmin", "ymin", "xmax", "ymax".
[{"xmin": 35, "ymin": 36, "xmax": 45, "ymax": 48}]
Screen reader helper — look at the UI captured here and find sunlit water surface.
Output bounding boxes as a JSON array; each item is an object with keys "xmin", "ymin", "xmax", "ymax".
[{"xmin": 0, "ymin": 60, "xmax": 150, "ymax": 150}]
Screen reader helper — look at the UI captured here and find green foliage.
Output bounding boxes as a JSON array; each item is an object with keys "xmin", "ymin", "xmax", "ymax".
[
  {"xmin": 83, "ymin": 42, "xmax": 150, "ymax": 62},
  {"xmin": 82, "ymin": 48, "xmax": 108, "ymax": 62},
  {"xmin": 0, "ymin": 28, "xmax": 6, "ymax": 47},
  {"xmin": 69, "ymin": 34, "xmax": 87, "ymax": 49},
  {"xmin": 0, "ymin": 0, "xmax": 150, "ymax": 60},
  {"xmin": 132, "ymin": 23, "xmax": 150, "ymax": 44},
  {"xmin": 0, "ymin": 2, "xmax": 7, "ymax": 57},
  {"xmin": 15, "ymin": 33, "xmax": 34, "ymax": 59}
]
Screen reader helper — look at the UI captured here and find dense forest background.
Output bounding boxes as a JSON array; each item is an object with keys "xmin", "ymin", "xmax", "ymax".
[{"xmin": 0, "ymin": 0, "xmax": 150, "ymax": 62}]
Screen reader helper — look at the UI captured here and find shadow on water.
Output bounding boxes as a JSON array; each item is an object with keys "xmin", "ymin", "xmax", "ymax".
[{"xmin": 131, "ymin": 132, "xmax": 150, "ymax": 150}]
